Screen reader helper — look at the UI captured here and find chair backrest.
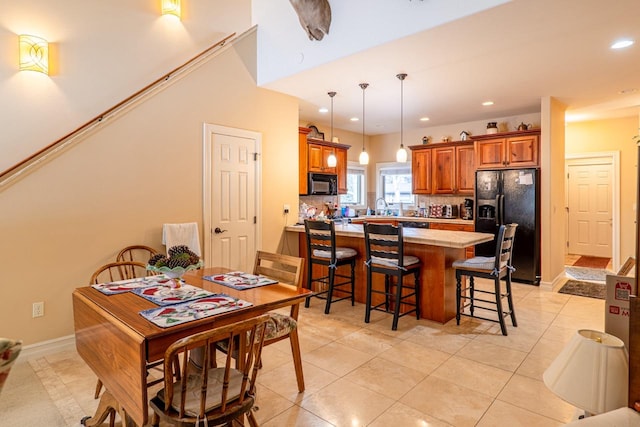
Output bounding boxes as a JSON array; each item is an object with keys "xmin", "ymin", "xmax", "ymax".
[
  {"xmin": 253, "ymin": 251, "xmax": 304, "ymax": 289},
  {"xmin": 160, "ymin": 314, "xmax": 269, "ymax": 421},
  {"xmin": 304, "ymin": 219, "xmax": 337, "ymax": 262},
  {"xmin": 116, "ymin": 245, "xmax": 158, "ymax": 263},
  {"xmin": 0, "ymin": 338, "xmax": 22, "ymax": 397},
  {"xmin": 363, "ymin": 222, "xmax": 406, "ymax": 267},
  {"xmin": 494, "ymin": 223, "xmax": 518, "ymax": 271},
  {"xmin": 90, "ymin": 261, "xmax": 150, "ymax": 284},
  {"xmin": 253, "ymin": 250, "xmax": 304, "ymax": 320}
]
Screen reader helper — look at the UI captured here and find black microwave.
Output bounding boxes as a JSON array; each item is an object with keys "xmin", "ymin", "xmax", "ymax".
[{"xmin": 307, "ymin": 172, "xmax": 337, "ymax": 195}]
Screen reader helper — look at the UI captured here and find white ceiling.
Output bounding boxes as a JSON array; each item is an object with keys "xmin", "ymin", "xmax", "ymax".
[{"xmin": 255, "ymin": 0, "xmax": 640, "ymax": 136}]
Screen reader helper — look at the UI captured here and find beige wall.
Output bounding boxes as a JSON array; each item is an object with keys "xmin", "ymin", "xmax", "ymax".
[
  {"xmin": 565, "ymin": 115, "xmax": 640, "ymax": 267},
  {"xmin": 0, "ymin": 32, "xmax": 299, "ymax": 345}
]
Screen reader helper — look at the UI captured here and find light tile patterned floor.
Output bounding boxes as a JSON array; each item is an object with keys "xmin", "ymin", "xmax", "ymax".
[{"xmin": 1, "ymin": 278, "xmax": 602, "ymax": 426}]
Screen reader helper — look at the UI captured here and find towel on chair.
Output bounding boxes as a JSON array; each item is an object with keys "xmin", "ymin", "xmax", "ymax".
[{"xmin": 162, "ymin": 222, "xmax": 201, "ymax": 256}]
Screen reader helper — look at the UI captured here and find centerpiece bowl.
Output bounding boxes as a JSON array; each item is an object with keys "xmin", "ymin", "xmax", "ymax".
[{"xmin": 147, "ymin": 261, "xmax": 203, "ymax": 288}]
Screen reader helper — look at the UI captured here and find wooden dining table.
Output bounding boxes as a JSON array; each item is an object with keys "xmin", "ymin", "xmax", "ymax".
[{"xmin": 73, "ymin": 267, "xmax": 312, "ymax": 427}]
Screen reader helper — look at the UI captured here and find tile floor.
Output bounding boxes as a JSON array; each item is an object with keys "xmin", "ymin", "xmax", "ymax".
[{"xmin": 1, "ymin": 278, "xmax": 604, "ymax": 427}]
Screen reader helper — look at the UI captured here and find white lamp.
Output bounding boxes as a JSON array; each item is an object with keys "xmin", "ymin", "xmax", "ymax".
[
  {"xmin": 162, "ymin": 0, "xmax": 181, "ymax": 18},
  {"xmin": 19, "ymin": 34, "xmax": 49, "ymax": 74},
  {"xmin": 327, "ymin": 91, "xmax": 337, "ymax": 167},
  {"xmin": 358, "ymin": 83, "xmax": 369, "ymax": 165},
  {"xmin": 396, "ymin": 73, "xmax": 408, "ymax": 163},
  {"xmin": 543, "ymin": 329, "xmax": 629, "ymax": 417}
]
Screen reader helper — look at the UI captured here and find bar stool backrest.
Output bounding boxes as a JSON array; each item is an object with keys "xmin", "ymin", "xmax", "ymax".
[
  {"xmin": 494, "ymin": 224, "xmax": 518, "ymax": 274},
  {"xmin": 364, "ymin": 222, "xmax": 406, "ymax": 268},
  {"xmin": 304, "ymin": 220, "xmax": 337, "ymax": 264}
]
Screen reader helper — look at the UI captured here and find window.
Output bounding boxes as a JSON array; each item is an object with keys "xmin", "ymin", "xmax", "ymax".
[
  {"xmin": 377, "ymin": 162, "xmax": 414, "ymax": 204},
  {"xmin": 339, "ymin": 163, "xmax": 366, "ymax": 207}
]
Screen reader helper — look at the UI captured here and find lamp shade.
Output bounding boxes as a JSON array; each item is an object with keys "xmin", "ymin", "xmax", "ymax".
[
  {"xmin": 19, "ymin": 34, "xmax": 48, "ymax": 74},
  {"xmin": 543, "ymin": 329, "xmax": 629, "ymax": 415}
]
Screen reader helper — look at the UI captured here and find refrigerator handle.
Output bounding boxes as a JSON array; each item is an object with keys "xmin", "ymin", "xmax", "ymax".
[
  {"xmin": 500, "ymin": 194, "xmax": 505, "ymax": 225},
  {"xmin": 495, "ymin": 195, "xmax": 501, "ymax": 226}
]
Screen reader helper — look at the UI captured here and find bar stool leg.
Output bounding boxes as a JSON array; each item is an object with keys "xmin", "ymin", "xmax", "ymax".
[
  {"xmin": 365, "ymin": 266, "xmax": 372, "ymax": 323},
  {"xmin": 506, "ymin": 273, "xmax": 518, "ymax": 327},
  {"xmin": 304, "ymin": 264, "xmax": 313, "ymax": 308},
  {"xmin": 455, "ymin": 271, "xmax": 462, "ymax": 325},
  {"xmin": 469, "ymin": 276, "xmax": 475, "ymax": 317},
  {"xmin": 391, "ymin": 274, "xmax": 403, "ymax": 331},
  {"xmin": 350, "ymin": 260, "xmax": 356, "ymax": 306},
  {"xmin": 494, "ymin": 276, "xmax": 508, "ymax": 336},
  {"xmin": 414, "ymin": 270, "xmax": 421, "ymax": 319},
  {"xmin": 324, "ymin": 266, "xmax": 336, "ymax": 314}
]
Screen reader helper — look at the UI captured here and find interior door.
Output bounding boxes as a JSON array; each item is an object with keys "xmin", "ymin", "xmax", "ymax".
[
  {"xmin": 567, "ymin": 161, "xmax": 612, "ymax": 257},
  {"xmin": 203, "ymin": 124, "xmax": 261, "ymax": 271}
]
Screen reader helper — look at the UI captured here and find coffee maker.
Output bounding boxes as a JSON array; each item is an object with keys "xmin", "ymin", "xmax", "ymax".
[{"xmin": 461, "ymin": 198, "xmax": 474, "ymax": 220}]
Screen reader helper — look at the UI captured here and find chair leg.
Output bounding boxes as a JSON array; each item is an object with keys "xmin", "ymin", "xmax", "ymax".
[
  {"xmin": 365, "ymin": 267, "xmax": 372, "ymax": 323},
  {"xmin": 246, "ymin": 409, "xmax": 259, "ymax": 427},
  {"xmin": 506, "ymin": 273, "xmax": 518, "ymax": 327},
  {"xmin": 392, "ymin": 275, "xmax": 403, "ymax": 331},
  {"xmin": 494, "ymin": 277, "xmax": 508, "ymax": 336},
  {"xmin": 455, "ymin": 271, "xmax": 462, "ymax": 325},
  {"xmin": 324, "ymin": 266, "xmax": 336, "ymax": 314},
  {"xmin": 151, "ymin": 412, "xmax": 159, "ymax": 427},
  {"xmin": 384, "ymin": 275, "xmax": 390, "ymax": 311},
  {"xmin": 288, "ymin": 329, "xmax": 305, "ymax": 393},
  {"xmin": 350, "ymin": 260, "xmax": 356, "ymax": 306}
]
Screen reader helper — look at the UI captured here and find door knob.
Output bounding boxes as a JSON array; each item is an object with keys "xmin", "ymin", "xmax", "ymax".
[{"xmin": 214, "ymin": 227, "xmax": 228, "ymax": 234}]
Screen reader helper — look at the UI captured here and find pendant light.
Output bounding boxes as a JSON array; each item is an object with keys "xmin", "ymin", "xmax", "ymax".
[
  {"xmin": 327, "ymin": 91, "xmax": 338, "ymax": 167},
  {"xmin": 358, "ymin": 83, "xmax": 370, "ymax": 165},
  {"xmin": 396, "ymin": 73, "xmax": 408, "ymax": 163}
]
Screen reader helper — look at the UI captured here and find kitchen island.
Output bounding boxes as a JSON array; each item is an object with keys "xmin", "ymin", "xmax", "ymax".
[{"xmin": 285, "ymin": 223, "xmax": 493, "ymax": 323}]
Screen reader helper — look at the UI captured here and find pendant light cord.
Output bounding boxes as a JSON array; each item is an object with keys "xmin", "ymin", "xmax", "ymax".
[
  {"xmin": 360, "ymin": 83, "xmax": 368, "ymax": 152},
  {"xmin": 328, "ymin": 91, "xmax": 336, "ymax": 141}
]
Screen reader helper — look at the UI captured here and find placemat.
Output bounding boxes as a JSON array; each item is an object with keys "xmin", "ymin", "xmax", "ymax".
[
  {"xmin": 91, "ymin": 275, "xmax": 169, "ymax": 295},
  {"xmin": 132, "ymin": 283, "xmax": 213, "ymax": 306},
  {"xmin": 139, "ymin": 294, "xmax": 252, "ymax": 328},
  {"xmin": 203, "ymin": 271, "xmax": 278, "ymax": 290}
]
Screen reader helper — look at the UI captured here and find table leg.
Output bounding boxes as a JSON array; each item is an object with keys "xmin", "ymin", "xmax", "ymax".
[
  {"xmin": 81, "ymin": 389, "xmax": 118, "ymax": 427},
  {"xmin": 82, "ymin": 389, "xmax": 138, "ymax": 427}
]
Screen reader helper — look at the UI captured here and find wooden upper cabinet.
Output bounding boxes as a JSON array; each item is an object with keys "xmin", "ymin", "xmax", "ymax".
[
  {"xmin": 335, "ymin": 147, "xmax": 348, "ymax": 194},
  {"xmin": 456, "ymin": 144, "xmax": 475, "ymax": 194},
  {"xmin": 298, "ymin": 127, "xmax": 350, "ymax": 195},
  {"xmin": 308, "ymin": 143, "xmax": 336, "ymax": 173},
  {"xmin": 411, "ymin": 141, "xmax": 474, "ymax": 195},
  {"xmin": 411, "ymin": 148, "xmax": 432, "ymax": 194},
  {"xmin": 432, "ymin": 146, "xmax": 455, "ymax": 194},
  {"xmin": 473, "ymin": 130, "xmax": 540, "ymax": 169}
]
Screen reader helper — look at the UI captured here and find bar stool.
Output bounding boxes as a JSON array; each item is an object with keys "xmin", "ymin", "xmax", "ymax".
[
  {"xmin": 363, "ymin": 222, "xmax": 422, "ymax": 331},
  {"xmin": 453, "ymin": 223, "xmax": 518, "ymax": 336},
  {"xmin": 304, "ymin": 219, "xmax": 357, "ymax": 314}
]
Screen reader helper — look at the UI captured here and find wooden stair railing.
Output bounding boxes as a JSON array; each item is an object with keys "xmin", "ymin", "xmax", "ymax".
[{"xmin": 0, "ymin": 32, "xmax": 236, "ymax": 190}]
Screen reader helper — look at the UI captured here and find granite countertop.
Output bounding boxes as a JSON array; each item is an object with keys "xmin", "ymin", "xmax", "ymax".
[{"xmin": 285, "ymin": 223, "xmax": 492, "ymax": 249}]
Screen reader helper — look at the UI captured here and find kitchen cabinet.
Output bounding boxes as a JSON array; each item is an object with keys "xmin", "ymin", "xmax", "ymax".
[
  {"xmin": 410, "ymin": 140, "xmax": 474, "ymax": 195},
  {"xmin": 299, "ymin": 127, "xmax": 350, "ymax": 195},
  {"xmin": 473, "ymin": 130, "xmax": 540, "ymax": 169},
  {"xmin": 411, "ymin": 148, "xmax": 432, "ymax": 194}
]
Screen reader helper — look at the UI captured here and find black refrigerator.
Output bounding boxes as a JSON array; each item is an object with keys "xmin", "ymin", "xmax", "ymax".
[{"xmin": 475, "ymin": 168, "xmax": 541, "ymax": 285}]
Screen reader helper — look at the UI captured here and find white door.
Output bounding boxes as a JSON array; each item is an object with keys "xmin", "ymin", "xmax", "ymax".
[
  {"xmin": 567, "ymin": 160, "xmax": 612, "ymax": 257},
  {"xmin": 203, "ymin": 124, "xmax": 261, "ymax": 272}
]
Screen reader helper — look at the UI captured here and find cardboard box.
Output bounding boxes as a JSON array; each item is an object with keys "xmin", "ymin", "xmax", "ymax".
[{"xmin": 605, "ymin": 274, "xmax": 636, "ymax": 350}]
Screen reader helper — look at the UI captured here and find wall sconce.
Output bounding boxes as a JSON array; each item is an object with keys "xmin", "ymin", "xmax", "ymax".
[
  {"xmin": 19, "ymin": 34, "xmax": 49, "ymax": 75},
  {"xmin": 162, "ymin": 0, "xmax": 181, "ymax": 18},
  {"xmin": 543, "ymin": 329, "xmax": 629, "ymax": 417}
]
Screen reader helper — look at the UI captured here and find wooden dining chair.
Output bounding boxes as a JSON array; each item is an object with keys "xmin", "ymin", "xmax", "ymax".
[
  {"xmin": 149, "ymin": 314, "xmax": 270, "ymax": 427},
  {"xmin": 115, "ymin": 244, "xmax": 158, "ymax": 264},
  {"xmin": 213, "ymin": 251, "xmax": 306, "ymax": 393},
  {"xmin": 90, "ymin": 261, "xmax": 173, "ymax": 402}
]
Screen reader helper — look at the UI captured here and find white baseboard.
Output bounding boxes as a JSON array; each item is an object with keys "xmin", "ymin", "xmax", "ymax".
[{"xmin": 18, "ymin": 335, "xmax": 76, "ymax": 362}]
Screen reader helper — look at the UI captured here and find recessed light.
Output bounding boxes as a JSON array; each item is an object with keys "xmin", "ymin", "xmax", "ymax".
[
  {"xmin": 419, "ymin": 117, "xmax": 430, "ymax": 122},
  {"xmin": 350, "ymin": 117, "xmax": 359, "ymax": 122},
  {"xmin": 318, "ymin": 107, "xmax": 328, "ymax": 113},
  {"xmin": 619, "ymin": 88, "xmax": 638, "ymax": 95},
  {"xmin": 611, "ymin": 39, "xmax": 634, "ymax": 49},
  {"xmin": 482, "ymin": 101, "xmax": 494, "ymax": 106}
]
